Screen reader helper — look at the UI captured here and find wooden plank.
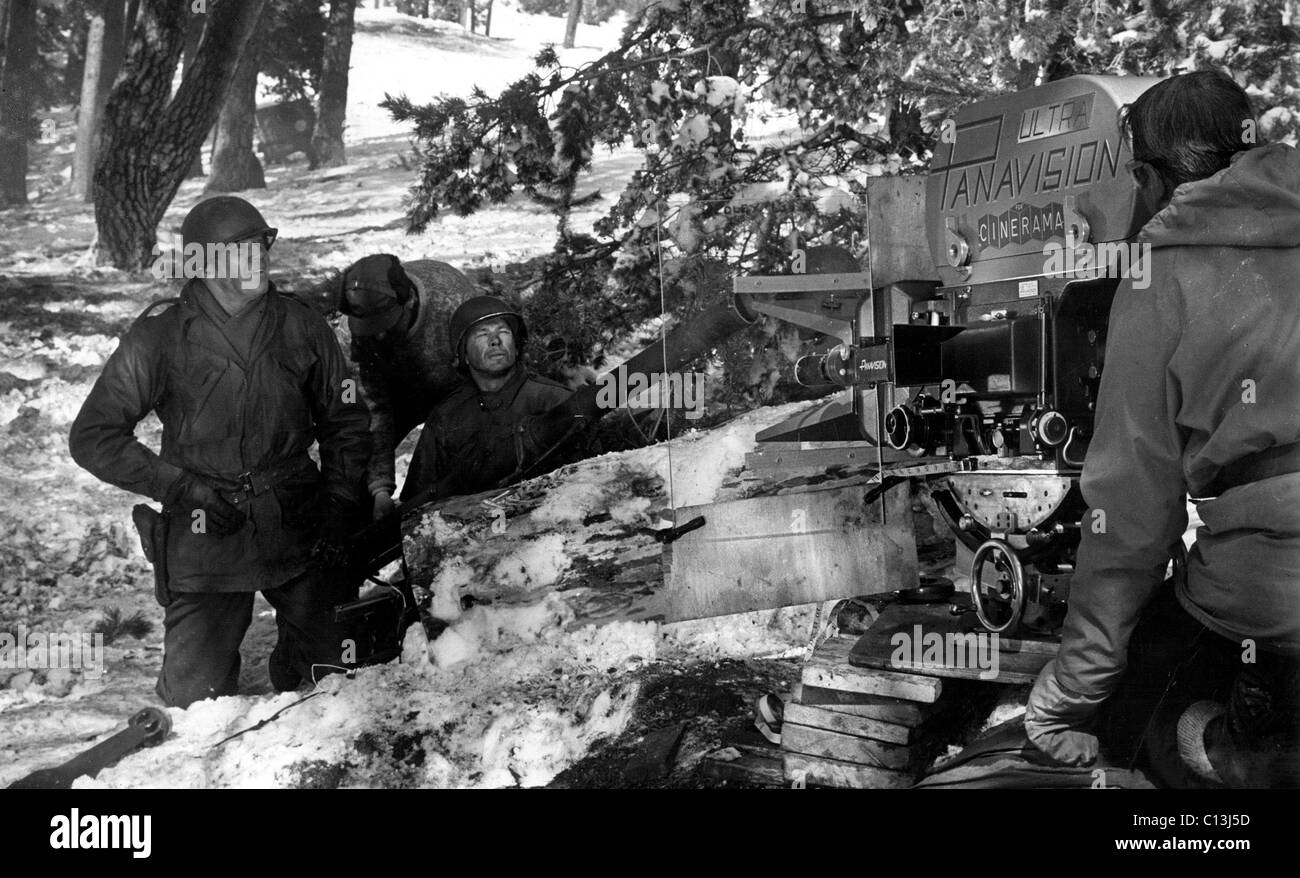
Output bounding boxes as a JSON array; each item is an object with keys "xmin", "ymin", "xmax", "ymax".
[
  {"xmin": 735, "ymin": 272, "xmax": 874, "ymax": 294},
  {"xmin": 801, "ymin": 664, "xmax": 941, "ymax": 702},
  {"xmin": 700, "ymin": 752, "xmax": 785, "ymax": 787},
  {"xmin": 782, "ymin": 723, "xmax": 913, "ymax": 770},
  {"xmin": 663, "ymin": 483, "xmax": 917, "ymax": 622},
  {"xmin": 802, "ymin": 637, "xmax": 943, "ymax": 703},
  {"xmin": 796, "ymin": 685, "xmax": 937, "ymax": 726},
  {"xmin": 783, "ymin": 752, "xmax": 914, "ymax": 790},
  {"xmin": 868, "ymin": 597, "xmax": 1061, "ymax": 655},
  {"xmin": 846, "ymin": 600, "xmax": 1057, "ymax": 685},
  {"xmin": 744, "ymin": 444, "xmax": 910, "ymax": 473},
  {"xmin": 784, "ymin": 702, "xmax": 913, "ymax": 745},
  {"xmin": 865, "ymin": 175, "xmax": 940, "ymax": 286},
  {"xmin": 853, "ymin": 652, "xmax": 1047, "ymax": 685}
]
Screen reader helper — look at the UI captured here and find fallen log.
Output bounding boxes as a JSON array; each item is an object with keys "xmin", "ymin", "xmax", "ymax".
[
  {"xmin": 395, "ymin": 405, "xmax": 922, "ymax": 636},
  {"xmin": 401, "ymin": 459, "xmax": 674, "ymax": 631}
]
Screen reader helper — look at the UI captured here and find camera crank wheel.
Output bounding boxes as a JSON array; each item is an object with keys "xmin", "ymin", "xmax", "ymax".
[{"xmin": 970, "ymin": 539, "xmax": 1026, "ymax": 634}]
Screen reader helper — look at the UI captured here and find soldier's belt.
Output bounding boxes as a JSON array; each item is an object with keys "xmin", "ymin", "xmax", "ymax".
[{"xmin": 213, "ymin": 457, "xmax": 318, "ymax": 506}]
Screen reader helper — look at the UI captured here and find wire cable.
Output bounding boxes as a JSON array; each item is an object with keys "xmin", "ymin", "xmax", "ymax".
[{"xmin": 654, "ymin": 204, "xmax": 676, "ymax": 513}]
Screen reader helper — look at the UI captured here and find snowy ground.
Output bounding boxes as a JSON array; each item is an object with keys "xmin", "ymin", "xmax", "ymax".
[{"xmin": 0, "ymin": 5, "xmax": 846, "ymax": 788}]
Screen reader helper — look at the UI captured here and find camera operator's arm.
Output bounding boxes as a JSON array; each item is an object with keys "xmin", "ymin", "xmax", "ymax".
[{"xmin": 1025, "ymin": 265, "xmax": 1189, "ymax": 764}]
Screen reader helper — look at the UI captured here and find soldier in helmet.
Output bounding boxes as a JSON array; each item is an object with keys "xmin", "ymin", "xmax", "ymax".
[
  {"xmin": 398, "ymin": 295, "xmax": 573, "ymax": 503},
  {"xmin": 336, "ymin": 254, "xmax": 479, "ymax": 520},
  {"xmin": 70, "ymin": 196, "xmax": 371, "ymax": 708}
]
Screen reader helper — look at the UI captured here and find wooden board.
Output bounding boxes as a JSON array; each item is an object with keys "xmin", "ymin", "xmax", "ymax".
[
  {"xmin": 783, "ymin": 752, "xmax": 914, "ymax": 790},
  {"xmin": 847, "ymin": 599, "xmax": 1057, "ymax": 685},
  {"xmin": 796, "ymin": 685, "xmax": 938, "ymax": 726},
  {"xmin": 782, "ymin": 723, "xmax": 913, "ymax": 770},
  {"xmin": 700, "ymin": 751, "xmax": 785, "ymax": 787},
  {"xmin": 663, "ymin": 483, "xmax": 918, "ymax": 622},
  {"xmin": 784, "ymin": 702, "xmax": 913, "ymax": 745},
  {"xmin": 802, "ymin": 637, "xmax": 943, "ymax": 703},
  {"xmin": 744, "ymin": 443, "xmax": 911, "ymax": 474},
  {"xmin": 865, "ymin": 175, "xmax": 939, "ymax": 287}
]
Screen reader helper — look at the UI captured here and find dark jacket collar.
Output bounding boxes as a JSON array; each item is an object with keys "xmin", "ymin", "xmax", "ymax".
[
  {"xmin": 178, "ymin": 279, "xmax": 286, "ymax": 367},
  {"xmin": 466, "ymin": 364, "xmax": 527, "ymax": 412}
]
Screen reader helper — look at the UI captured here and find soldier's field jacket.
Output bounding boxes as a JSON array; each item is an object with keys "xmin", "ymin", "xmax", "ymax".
[
  {"xmin": 70, "ymin": 281, "xmax": 370, "ymax": 593},
  {"xmin": 399, "ymin": 366, "xmax": 571, "ymax": 502}
]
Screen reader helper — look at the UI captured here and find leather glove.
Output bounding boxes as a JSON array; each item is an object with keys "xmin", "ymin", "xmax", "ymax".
[
  {"xmin": 311, "ymin": 494, "xmax": 361, "ymax": 565},
  {"xmin": 165, "ymin": 472, "xmax": 246, "ymax": 537},
  {"xmin": 371, "ymin": 491, "xmax": 396, "ymax": 523},
  {"xmin": 1023, "ymin": 660, "xmax": 1110, "ymax": 766}
]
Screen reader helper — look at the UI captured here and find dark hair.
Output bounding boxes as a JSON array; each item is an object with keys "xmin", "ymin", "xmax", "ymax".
[{"xmin": 1122, "ymin": 70, "xmax": 1258, "ymax": 190}]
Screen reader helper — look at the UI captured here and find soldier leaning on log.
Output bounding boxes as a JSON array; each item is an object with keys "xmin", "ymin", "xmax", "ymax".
[
  {"xmin": 398, "ymin": 295, "xmax": 574, "ymax": 504},
  {"xmin": 70, "ymin": 197, "xmax": 371, "ymax": 709},
  {"xmin": 333, "ymin": 255, "xmax": 578, "ymax": 514}
]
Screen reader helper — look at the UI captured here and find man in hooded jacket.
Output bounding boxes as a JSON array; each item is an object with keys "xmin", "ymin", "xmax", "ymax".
[{"xmin": 1023, "ymin": 71, "xmax": 1300, "ymax": 787}]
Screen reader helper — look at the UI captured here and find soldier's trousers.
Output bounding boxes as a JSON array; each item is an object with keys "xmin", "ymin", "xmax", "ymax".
[{"xmin": 155, "ymin": 572, "xmax": 355, "ymax": 709}]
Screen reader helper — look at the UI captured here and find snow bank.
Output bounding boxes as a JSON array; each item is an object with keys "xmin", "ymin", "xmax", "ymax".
[
  {"xmin": 71, "ymin": 617, "xmax": 652, "ymax": 789},
  {"xmin": 22, "ymin": 401, "xmax": 833, "ymax": 789}
]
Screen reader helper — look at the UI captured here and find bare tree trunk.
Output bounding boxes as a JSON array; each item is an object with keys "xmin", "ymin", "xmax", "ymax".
[
  {"xmin": 484, "ymin": 0, "xmax": 493, "ymax": 36},
  {"xmin": 124, "ymin": 0, "xmax": 139, "ymax": 40},
  {"xmin": 181, "ymin": 10, "xmax": 206, "ymax": 178},
  {"xmin": 73, "ymin": 1, "xmax": 127, "ymax": 201},
  {"xmin": 73, "ymin": 12, "xmax": 107, "ymax": 200},
  {"xmin": 311, "ymin": 0, "xmax": 358, "ymax": 169},
  {"xmin": 92, "ymin": 0, "xmax": 268, "ymax": 269},
  {"xmin": 460, "ymin": 0, "xmax": 473, "ymax": 33},
  {"xmin": 205, "ymin": 23, "xmax": 265, "ymax": 193},
  {"xmin": 0, "ymin": 0, "xmax": 36, "ymax": 206},
  {"xmin": 0, "ymin": 0, "xmax": 11, "ymax": 133},
  {"xmin": 563, "ymin": 0, "xmax": 581, "ymax": 49},
  {"xmin": 65, "ymin": 13, "xmax": 90, "ymax": 108}
]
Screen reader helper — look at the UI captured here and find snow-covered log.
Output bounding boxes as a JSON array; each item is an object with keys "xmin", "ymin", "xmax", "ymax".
[{"xmin": 400, "ymin": 401, "xmax": 919, "ymax": 647}]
